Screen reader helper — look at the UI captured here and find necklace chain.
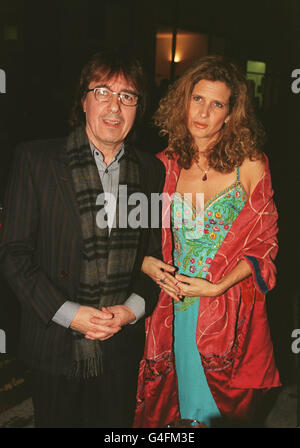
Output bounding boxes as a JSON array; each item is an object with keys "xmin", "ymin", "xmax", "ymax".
[{"xmin": 195, "ymin": 161, "xmax": 210, "ymax": 181}]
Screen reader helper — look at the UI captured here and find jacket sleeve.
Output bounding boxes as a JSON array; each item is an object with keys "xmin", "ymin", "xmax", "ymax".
[{"xmin": 0, "ymin": 146, "xmax": 68, "ymax": 326}]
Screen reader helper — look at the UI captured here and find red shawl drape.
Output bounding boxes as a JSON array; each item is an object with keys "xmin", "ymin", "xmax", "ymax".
[{"xmin": 134, "ymin": 150, "xmax": 281, "ymax": 428}]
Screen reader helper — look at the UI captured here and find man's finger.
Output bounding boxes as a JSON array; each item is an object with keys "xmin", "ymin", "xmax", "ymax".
[
  {"xmin": 85, "ymin": 334, "xmax": 97, "ymax": 340},
  {"xmin": 94, "ymin": 309, "xmax": 114, "ymax": 319},
  {"xmin": 89, "ymin": 316, "xmax": 111, "ymax": 324},
  {"xmin": 86, "ymin": 326, "xmax": 121, "ymax": 339},
  {"xmin": 89, "ymin": 313, "xmax": 114, "ymax": 324}
]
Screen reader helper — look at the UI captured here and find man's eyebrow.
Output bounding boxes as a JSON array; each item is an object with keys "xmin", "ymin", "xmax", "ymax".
[
  {"xmin": 92, "ymin": 83, "xmax": 110, "ymax": 89},
  {"xmin": 121, "ymin": 89, "xmax": 139, "ymax": 96}
]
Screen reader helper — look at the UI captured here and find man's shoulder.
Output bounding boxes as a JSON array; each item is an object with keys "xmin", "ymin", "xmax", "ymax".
[
  {"xmin": 130, "ymin": 146, "xmax": 165, "ymax": 191},
  {"xmin": 15, "ymin": 136, "xmax": 67, "ymax": 162},
  {"xmin": 131, "ymin": 146, "xmax": 164, "ymax": 171}
]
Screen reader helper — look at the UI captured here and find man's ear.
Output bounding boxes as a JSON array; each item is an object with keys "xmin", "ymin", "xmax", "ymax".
[{"xmin": 82, "ymin": 97, "xmax": 86, "ymax": 113}]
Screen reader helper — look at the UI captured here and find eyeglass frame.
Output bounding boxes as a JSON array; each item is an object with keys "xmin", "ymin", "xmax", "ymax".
[{"xmin": 86, "ymin": 85, "xmax": 140, "ymax": 107}]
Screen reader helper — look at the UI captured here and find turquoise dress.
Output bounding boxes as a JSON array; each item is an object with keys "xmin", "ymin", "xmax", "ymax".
[{"xmin": 171, "ymin": 167, "xmax": 247, "ymax": 427}]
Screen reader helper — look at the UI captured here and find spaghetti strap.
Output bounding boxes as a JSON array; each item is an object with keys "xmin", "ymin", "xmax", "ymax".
[{"xmin": 236, "ymin": 166, "xmax": 240, "ymax": 182}]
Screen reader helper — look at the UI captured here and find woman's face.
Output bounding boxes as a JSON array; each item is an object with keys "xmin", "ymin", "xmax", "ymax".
[{"xmin": 187, "ymin": 79, "xmax": 231, "ymax": 150}]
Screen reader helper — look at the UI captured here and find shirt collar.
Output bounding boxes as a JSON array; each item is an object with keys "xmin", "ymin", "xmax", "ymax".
[{"xmin": 89, "ymin": 141, "xmax": 125, "ymax": 166}]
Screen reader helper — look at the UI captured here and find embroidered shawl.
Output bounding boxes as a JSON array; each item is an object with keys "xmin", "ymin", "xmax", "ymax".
[{"xmin": 134, "ymin": 149, "xmax": 280, "ymax": 428}]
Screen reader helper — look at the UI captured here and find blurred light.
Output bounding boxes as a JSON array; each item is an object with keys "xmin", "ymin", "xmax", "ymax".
[
  {"xmin": 155, "ymin": 29, "xmax": 208, "ymax": 84},
  {"xmin": 247, "ymin": 60, "xmax": 266, "ymax": 74}
]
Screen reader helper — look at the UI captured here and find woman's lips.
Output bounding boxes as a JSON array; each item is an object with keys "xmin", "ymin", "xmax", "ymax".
[{"xmin": 194, "ymin": 122, "xmax": 208, "ymax": 129}]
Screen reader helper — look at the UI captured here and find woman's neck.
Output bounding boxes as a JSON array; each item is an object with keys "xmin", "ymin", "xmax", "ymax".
[
  {"xmin": 193, "ymin": 144, "xmax": 210, "ymax": 171},
  {"xmin": 194, "ymin": 133, "xmax": 218, "ymax": 155}
]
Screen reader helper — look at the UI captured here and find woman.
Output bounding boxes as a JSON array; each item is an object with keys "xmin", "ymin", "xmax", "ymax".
[{"xmin": 134, "ymin": 56, "xmax": 280, "ymax": 428}]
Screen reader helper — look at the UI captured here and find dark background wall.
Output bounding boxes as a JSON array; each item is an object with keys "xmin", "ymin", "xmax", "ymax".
[{"xmin": 0, "ymin": 0, "xmax": 299, "ymax": 391}]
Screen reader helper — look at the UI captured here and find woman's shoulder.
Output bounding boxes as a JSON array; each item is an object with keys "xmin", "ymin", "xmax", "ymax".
[
  {"xmin": 240, "ymin": 155, "xmax": 266, "ymax": 174},
  {"xmin": 239, "ymin": 155, "xmax": 266, "ymax": 195}
]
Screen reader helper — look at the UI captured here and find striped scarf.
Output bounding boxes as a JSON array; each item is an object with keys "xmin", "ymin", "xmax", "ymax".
[{"xmin": 66, "ymin": 126, "xmax": 142, "ymax": 378}]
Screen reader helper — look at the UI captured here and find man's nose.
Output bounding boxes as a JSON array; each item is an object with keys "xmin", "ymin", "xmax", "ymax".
[{"xmin": 108, "ymin": 93, "xmax": 121, "ymax": 113}]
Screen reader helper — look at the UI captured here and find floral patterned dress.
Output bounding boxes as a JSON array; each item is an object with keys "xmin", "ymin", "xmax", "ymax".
[{"xmin": 171, "ymin": 167, "xmax": 248, "ymax": 427}]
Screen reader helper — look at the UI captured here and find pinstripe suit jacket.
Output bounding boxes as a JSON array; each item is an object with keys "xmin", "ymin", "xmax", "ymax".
[{"xmin": 0, "ymin": 136, "xmax": 165, "ymax": 375}]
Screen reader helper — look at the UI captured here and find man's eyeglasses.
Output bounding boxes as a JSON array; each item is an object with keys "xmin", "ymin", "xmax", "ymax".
[{"xmin": 86, "ymin": 86, "xmax": 139, "ymax": 106}]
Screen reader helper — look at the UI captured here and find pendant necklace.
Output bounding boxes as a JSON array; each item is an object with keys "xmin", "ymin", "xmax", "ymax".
[{"xmin": 196, "ymin": 161, "xmax": 210, "ymax": 181}]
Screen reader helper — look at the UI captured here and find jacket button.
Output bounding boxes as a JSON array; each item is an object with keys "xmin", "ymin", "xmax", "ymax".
[{"xmin": 60, "ymin": 270, "xmax": 68, "ymax": 279}]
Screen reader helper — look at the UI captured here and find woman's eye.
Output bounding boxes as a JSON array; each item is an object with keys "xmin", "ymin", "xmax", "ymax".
[
  {"xmin": 193, "ymin": 95, "xmax": 202, "ymax": 102},
  {"xmin": 214, "ymin": 102, "xmax": 223, "ymax": 108}
]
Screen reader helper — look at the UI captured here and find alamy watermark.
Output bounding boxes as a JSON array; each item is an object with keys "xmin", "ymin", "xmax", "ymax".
[
  {"xmin": 0, "ymin": 68, "xmax": 6, "ymax": 93},
  {"xmin": 287, "ymin": 71, "xmax": 299, "ymax": 353},
  {"xmin": 291, "ymin": 329, "xmax": 300, "ymax": 354},
  {"xmin": 291, "ymin": 69, "xmax": 300, "ymax": 94},
  {"xmin": 0, "ymin": 329, "xmax": 6, "ymax": 353},
  {"xmin": 95, "ymin": 188, "xmax": 205, "ymax": 238}
]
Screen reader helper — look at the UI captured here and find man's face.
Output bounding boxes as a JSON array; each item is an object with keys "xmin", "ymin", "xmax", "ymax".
[{"xmin": 82, "ymin": 74, "xmax": 138, "ymax": 153}]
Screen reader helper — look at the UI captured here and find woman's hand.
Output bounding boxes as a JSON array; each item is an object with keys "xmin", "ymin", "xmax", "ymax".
[
  {"xmin": 175, "ymin": 274, "xmax": 222, "ymax": 298},
  {"xmin": 141, "ymin": 256, "xmax": 183, "ymax": 301},
  {"xmin": 175, "ymin": 260, "xmax": 252, "ymax": 298}
]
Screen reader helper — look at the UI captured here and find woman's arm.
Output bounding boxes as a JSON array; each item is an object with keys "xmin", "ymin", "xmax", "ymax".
[
  {"xmin": 175, "ymin": 259, "xmax": 252, "ymax": 297},
  {"xmin": 142, "ymin": 257, "xmax": 252, "ymax": 299}
]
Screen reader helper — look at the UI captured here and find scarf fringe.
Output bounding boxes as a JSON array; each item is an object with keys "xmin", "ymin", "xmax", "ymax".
[{"xmin": 68, "ymin": 350, "xmax": 103, "ymax": 379}]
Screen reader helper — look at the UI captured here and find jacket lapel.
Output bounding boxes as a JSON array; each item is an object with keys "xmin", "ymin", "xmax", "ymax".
[{"xmin": 50, "ymin": 140, "xmax": 83, "ymax": 242}]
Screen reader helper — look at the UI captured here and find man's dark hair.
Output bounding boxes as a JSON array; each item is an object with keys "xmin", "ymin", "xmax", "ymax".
[{"xmin": 69, "ymin": 48, "xmax": 148, "ymax": 130}]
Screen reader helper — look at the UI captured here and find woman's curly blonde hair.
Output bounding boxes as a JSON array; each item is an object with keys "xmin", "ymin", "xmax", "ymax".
[{"xmin": 154, "ymin": 55, "xmax": 265, "ymax": 172}]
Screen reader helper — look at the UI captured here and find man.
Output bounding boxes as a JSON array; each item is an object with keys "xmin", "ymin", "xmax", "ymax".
[{"xmin": 0, "ymin": 49, "xmax": 165, "ymax": 427}]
